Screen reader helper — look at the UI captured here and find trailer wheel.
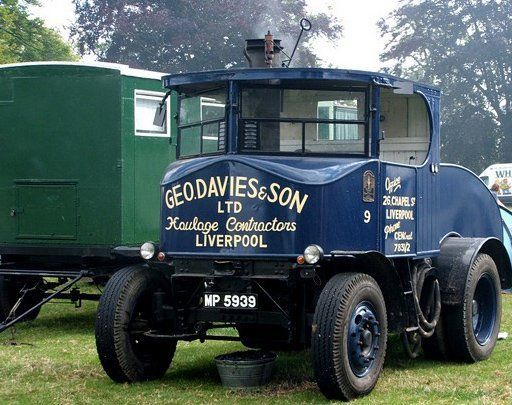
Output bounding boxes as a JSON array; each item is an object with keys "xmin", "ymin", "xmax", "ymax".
[
  {"xmin": 95, "ymin": 265, "xmax": 176, "ymax": 383},
  {"xmin": 0, "ymin": 276, "xmax": 44, "ymax": 322},
  {"xmin": 312, "ymin": 273, "xmax": 387, "ymax": 400},
  {"xmin": 444, "ymin": 253, "xmax": 501, "ymax": 362}
]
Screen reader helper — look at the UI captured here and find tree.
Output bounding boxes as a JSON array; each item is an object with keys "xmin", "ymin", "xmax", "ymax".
[
  {"xmin": 0, "ymin": 0, "xmax": 77, "ymax": 63},
  {"xmin": 379, "ymin": 0, "xmax": 512, "ymax": 173},
  {"xmin": 71, "ymin": 0, "xmax": 342, "ymax": 72}
]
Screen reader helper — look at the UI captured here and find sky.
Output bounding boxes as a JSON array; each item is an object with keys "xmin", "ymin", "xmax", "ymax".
[{"xmin": 32, "ymin": 0, "xmax": 401, "ymax": 71}]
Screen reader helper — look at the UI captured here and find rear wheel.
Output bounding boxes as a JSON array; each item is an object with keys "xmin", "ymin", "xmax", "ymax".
[
  {"xmin": 95, "ymin": 265, "xmax": 176, "ymax": 382},
  {"xmin": 0, "ymin": 276, "xmax": 44, "ymax": 322},
  {"xmin": 312, "ymin": 273, "xmax": 387, "ymax": 400},
  {"xmin": 443, "ymin": 253, "xmax": 501, "ymax": 362}
]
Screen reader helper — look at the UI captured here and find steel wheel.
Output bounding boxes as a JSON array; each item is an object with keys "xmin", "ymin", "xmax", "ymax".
[
  {"xmin": 471, "ymin": 273, "xmax": 497, "ymax": 345},
  {"xmin": 348, "ymin": 302, "xmax": 382, "ymax": 377}
]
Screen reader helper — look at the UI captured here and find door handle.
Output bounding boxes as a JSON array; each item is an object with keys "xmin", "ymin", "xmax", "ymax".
[{"xmin": 10, "ymin": 207, "xmax": 24, "ymax": 217}]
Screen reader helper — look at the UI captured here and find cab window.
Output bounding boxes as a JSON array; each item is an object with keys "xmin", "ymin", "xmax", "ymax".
[
  {"xmin": 178, "ymin": 88, "xmax": 226, "ymax": 157},
  {"xmin": 240, "ymin": 87, "xmax": 367, "ymax": 154},
  {"xmin": 379, "ymin": 89, "xmax": 430, "ymax": 165}
]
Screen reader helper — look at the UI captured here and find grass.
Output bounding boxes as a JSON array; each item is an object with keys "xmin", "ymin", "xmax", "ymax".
[{"xmin": 0, "ymin": 291, "xmax": 511, "ymax": 404}]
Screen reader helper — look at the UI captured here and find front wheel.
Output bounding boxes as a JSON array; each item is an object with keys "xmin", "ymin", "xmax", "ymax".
[
  {"xmin": 95, "ymin": 265, "xmax": 177, "ymax": 382},
  {"xmin": 312, "ymin": 273, "xmax": 387, "ymax": 400}
]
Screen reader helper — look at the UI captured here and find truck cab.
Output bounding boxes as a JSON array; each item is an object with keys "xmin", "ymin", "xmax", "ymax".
[
  {"xmin": 160, "ymin": 69, "xmax": 442, "ymax": 257},
  {"xmin": 95, "ymin": 67, "xmax": 512, "ymax": 400}
]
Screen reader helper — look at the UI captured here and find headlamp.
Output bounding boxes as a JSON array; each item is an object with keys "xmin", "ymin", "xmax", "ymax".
[
  {"xmin": 140, "ymin": 242, "xmax": 156, "ymax": 260},
  {"xmin": 303, "ymin": 244, "xmax": 324, "ymax": 264}
]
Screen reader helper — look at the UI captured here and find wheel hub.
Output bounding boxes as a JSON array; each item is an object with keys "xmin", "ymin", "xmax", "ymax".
[
  {"xmin": 348, "ymin": 302, "xmax": 381, "ymax": 377},
  {"xmin": 361, "ymin": 329, "xmax": 372, "ymax": 353},
  {"xmin": 472, "ymin": 273, "xmax": 497, "ymax": 345}
]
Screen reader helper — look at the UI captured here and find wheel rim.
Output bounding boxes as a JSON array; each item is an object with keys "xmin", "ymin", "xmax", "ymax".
[
  {"xmin": 348, "ymin": 301, "xmax": 381, "ymax": 377},
  {"xmin": 128, "ymin": 290, "xmax": 157, "ymax": 361},
  {"xmin": 472, "ymin": 273, "xmax": 497, "ymax": 346}
]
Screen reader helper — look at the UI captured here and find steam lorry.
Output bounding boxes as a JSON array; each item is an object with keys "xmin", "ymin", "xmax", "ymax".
[{"xmin": 94, "ymin": 36, "xmax": 512, "ymax": 400}]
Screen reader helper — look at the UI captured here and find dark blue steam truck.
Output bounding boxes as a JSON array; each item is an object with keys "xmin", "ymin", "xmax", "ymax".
[{"xmin": 95, "ymin": 33, "xmax": 512, "ymax": 400}]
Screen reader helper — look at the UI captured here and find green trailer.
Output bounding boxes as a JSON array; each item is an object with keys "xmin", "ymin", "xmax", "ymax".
[{"xmin": 0, "ymin": 62, "xmax": 176, "ymax": 324}]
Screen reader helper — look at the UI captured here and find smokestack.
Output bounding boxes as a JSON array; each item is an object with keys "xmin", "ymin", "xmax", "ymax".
[{"xmin": 244, "ymin": 31, "xmax": 283, "ymax": 68}]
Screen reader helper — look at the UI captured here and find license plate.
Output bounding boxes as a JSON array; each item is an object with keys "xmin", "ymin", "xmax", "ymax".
[{"xmin": 203, "ymin": 293, "xmax": 258, "ymax": 309}]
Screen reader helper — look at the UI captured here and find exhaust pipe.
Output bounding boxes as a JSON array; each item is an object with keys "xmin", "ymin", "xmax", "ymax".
[{"xmin": 244, "ymin": 31, "xmax": 282, "ymax": 68}]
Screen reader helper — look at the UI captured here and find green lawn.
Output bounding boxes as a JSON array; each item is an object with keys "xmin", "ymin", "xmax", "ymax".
[{"xmin": 0, "ymin": 292, "xmax": 511, "ymax": 404}]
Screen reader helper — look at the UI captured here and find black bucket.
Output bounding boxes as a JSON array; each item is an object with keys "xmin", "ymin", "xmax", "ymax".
[{"xmin": 215, "ymin": 350, "xmax": 276, "ymax": 389}]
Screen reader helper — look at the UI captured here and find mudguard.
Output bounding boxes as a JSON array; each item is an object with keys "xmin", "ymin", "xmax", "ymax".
[
  {"xmin": 331, "ymin": 250, "xmax": 404, "ymax": 331},
  {"xmin": 435, "ymin": 237, "xmax": 512, "ymax": 305}
]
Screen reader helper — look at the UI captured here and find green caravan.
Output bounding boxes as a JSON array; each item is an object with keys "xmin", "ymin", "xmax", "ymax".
[{"xmin": 0, "ymin": 62, "xmax": 176, "ymax": 323}]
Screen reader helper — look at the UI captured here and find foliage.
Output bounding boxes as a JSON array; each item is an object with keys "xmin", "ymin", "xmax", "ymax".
[
  {"xmin": 379, "ymin": 0, "xmax": 512, "ymax": 173},
  {"xmin": 71, "ymin": 0, "xmax": 342, "ymax": 72},
  {"xmin": 0, "ymin": 0, "xmax": 77, "ymax": 63}
]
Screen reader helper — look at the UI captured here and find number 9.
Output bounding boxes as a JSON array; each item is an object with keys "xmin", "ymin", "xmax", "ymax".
[{"xmin": 364, "ymin": 210, "xmax": 371, "ymax": 223}]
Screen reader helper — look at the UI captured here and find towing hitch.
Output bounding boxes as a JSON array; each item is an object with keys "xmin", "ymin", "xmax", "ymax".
[{"xmin": 0, "ymin": 271, "xmax": 89, "ymax": 334}]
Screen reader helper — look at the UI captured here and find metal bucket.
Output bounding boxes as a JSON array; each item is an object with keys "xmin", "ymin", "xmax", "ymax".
[{"xmin": 215, "ymin": 350, "xmax": 276, "ymax": 388}]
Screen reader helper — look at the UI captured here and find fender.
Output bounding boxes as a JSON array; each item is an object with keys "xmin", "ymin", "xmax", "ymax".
[
  {"xmin": 435, "ymin": 237, "xmax": 512, "ymax": 305},
  {"xmin": 331, "ymin": 250, "xmax": 403, "ymax": 331}
]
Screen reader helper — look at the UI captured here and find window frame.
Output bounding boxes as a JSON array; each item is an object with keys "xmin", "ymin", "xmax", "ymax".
[
  {"xmin": 134, "ymin": 89, "xmax": 171, "ymax": 137},
  {"xmin": 177, "ymin": 86, "xmax": 228, "ymax": 159},
  {"xmin": 237, "ymin": 84, "xmax": 371, "ymax": 157},
  {"xmin": 377, "ymin": 88, "xmax": 433, "ymax": 167}
]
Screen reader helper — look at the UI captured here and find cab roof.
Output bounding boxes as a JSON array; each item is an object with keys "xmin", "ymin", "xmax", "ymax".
[{"xmin": 162, "ymin": 68, "xmax": 440, "ymax": 96}]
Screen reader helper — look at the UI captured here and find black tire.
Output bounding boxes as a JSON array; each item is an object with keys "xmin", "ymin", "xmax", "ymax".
[
  {"xmin": 95, "ymin": 265, "xmax": 176, "ymax": 382},
  {"xmin": 312, "ymin": 273, "xmax": 387, "ymax": 400},
  {"xmin": 443, "ymin": 253, "xmax": 501, "ymax": 362},
  {"xmin": 0, "ymin": 276, "xmax": 44, "ymax": 322}
]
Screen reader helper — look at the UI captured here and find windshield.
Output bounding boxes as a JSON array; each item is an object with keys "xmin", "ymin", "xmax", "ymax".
[
  {"xmin": 178, "ymin": 88, "xmax": 226, "ymax": 157},
  {"xmin": 240, "ymin": 87, "xmax": 367, "ymax": 154}
]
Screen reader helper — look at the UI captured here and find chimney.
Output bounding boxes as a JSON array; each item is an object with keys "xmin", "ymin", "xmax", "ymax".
[{"xmin": 244, "ymin": 31, "xmax": 283, "ymax": 68}]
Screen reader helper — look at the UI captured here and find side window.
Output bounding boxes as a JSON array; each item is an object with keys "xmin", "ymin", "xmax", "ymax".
[
  {"xmin": 178, "ymin": 89, "xmax": 226, "ymax": 158},
  {"xmin": 134, "ymin": 90, "xmax": 170, "ymax": 137},
  {"xmin": 379, "ymin": 89, "xmax": 430, "ymax": 165}
]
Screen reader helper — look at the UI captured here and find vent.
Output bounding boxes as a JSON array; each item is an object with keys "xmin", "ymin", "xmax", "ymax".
[
  {"xmin": 242, "ymin": 120, "xmax": 259, "ymax": 150},
  {"xmin": 218, "ymin": 121, "xmax": 226, "ymax": 150}
]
